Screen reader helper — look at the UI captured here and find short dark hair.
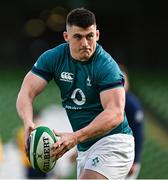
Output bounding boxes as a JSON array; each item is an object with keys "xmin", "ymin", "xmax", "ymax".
[{"xmin": 66, "ymin": 8, "xmax": 96, "ymax": 28}]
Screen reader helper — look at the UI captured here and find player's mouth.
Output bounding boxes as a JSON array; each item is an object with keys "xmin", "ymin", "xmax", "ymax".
[{"xmin": 79, "ymin": 48, "xmax": 91, "ymax": 52}]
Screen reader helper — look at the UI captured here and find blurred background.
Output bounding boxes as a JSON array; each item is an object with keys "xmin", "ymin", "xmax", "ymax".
[{"xmin": 0, "ymin": 0, "xmax": 168, "ymax": 179}]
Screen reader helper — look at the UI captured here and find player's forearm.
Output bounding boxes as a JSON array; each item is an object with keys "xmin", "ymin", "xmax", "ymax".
[
  {"xmin": 74, "ymin": 108, "xmax": 124, "ymax": 143},
  {"xmin": 16, "ymin": 92, "xmax": 34, "ymax": 126}
]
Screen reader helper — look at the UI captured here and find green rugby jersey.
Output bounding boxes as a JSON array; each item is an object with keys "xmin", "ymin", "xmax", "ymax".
[{"xmin": 31, "ymin": 43, "xmax": 132, "ymax": 151}]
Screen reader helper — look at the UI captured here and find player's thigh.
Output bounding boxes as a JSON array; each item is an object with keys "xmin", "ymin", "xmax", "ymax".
[
  {"xmin": 80, "ymin": 169, "xmax": 107, "ymax": 179},
  {"xmin": 77, "ymin": 134, "xmax": 134, "ymax": 179}
]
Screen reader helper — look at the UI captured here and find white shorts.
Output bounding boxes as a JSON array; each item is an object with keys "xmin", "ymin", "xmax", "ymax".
[{"xmin": 77, "ymin": 134, "xmax": 135, "ymax": 179}]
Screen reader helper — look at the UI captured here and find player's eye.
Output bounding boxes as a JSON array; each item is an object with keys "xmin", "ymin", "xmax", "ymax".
[
  {"xmin": 73, "ymin": 34, "xmax": 82, "ymax": 40},
  {"xmin": 86, "ymin": 33, "xmax": 94, "ymax": 40}
]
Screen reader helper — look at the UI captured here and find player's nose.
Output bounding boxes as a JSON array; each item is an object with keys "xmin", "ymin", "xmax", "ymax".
[{"xmin": 81, "ymin": 37, "xmax": 88, "ymax": 47}]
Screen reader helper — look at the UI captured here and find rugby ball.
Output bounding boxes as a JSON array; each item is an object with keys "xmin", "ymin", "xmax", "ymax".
[{"xmin": 27, "ymin": 126, "xmax": 59, "ymax": 173}]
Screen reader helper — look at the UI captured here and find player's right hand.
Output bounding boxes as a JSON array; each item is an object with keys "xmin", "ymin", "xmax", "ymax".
[{"xmin": 24, "ymin": 122, "xmax": 35, "ymax": 155}]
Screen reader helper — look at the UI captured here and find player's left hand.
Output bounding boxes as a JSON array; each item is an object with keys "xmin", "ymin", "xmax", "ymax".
[{"xmin": 51, "ymin": 131, "xmax": 78, "ymax": 160}]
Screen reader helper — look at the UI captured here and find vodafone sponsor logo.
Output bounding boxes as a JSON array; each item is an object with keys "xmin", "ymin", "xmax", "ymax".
[{"xmin": 60, "ymin": 72, "xmax": 74, "ymax": 82}]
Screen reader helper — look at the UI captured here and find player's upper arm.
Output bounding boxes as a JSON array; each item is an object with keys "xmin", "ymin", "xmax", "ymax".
[
  {"xmin": 100, "ymin": 87, "xmax": 125, "ymax": 123},
  {"xmin": 19, "ymin": 71, "xmax": 48, "ymax": 99}
]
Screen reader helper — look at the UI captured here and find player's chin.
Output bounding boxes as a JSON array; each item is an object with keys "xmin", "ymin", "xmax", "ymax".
[{"xmin": 79, "ymin": 53, "xmax": 92, "ymax": 61}]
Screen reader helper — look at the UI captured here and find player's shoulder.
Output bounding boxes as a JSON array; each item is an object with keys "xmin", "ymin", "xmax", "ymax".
[
  {"xmin": 35, "ymin": 43, "xmax": 69, "ymax": 68},
  {"xmin": 94, "ymin": 44, "xmax": 120, "ymax": 72},
  {"xmin": 95, "ymin": 43, "xmax": 117, "ymax": 66},
  {"xmin": 96, "ymin": 44, "xmax": 112, "ymax": 60},
  {"xmin": 41, "ymin": 43, "xmax": 68, "ymax": 58}
]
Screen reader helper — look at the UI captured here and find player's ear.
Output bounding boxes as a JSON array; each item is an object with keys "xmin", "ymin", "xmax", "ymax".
[
  {"xmin": 63, "ymin": 31, "xmax": 68, "ymax": 42},
  {"xmin": 96, "ymin": 30, "xmax": 100, "ymax": 41}
]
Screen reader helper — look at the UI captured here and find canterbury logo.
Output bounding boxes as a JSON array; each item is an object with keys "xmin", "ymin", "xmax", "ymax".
[{"xmin": 60, "ymin": 72, "xmax": 74, "ymax": 82}]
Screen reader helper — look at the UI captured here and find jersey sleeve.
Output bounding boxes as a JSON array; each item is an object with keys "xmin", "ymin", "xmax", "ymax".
[
  {"xmin": 31, "ymin": 50, "xmax": 54, "ymax": 82},
  {"xmin": 96, "ymin": 55, "xmax": 125, "ymax": 92}
]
